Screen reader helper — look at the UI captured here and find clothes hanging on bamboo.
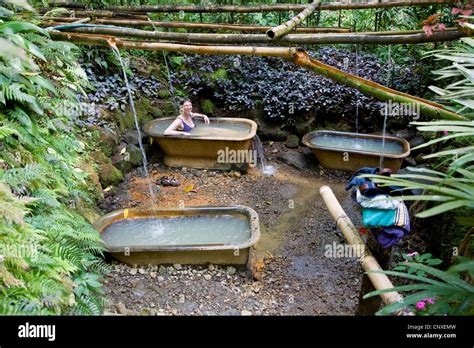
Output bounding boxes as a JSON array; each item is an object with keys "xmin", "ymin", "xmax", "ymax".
[{"xmin": 347, "ymin": 167, "xmax": 411, "ymax": 249}]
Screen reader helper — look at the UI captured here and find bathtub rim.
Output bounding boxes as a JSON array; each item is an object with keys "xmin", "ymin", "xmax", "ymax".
[
  {"xmin": 143, "ymin": 117, "xmax": 257, "ymax": 142},
  {"xmin": 94, "ymin": 205, "xmax": 260, "ymax": 253},
  {"xmin": 302, "ymin": 130, "xmax": 411, "ymax": 159}
]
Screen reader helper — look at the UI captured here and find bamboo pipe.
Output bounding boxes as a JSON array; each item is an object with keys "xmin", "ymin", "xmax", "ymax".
[
  {"xmin": 48, "ymin": 31, "xmax": 297, "ymax": 57},
  {"xmin": 292, "ymin": 49, "xmax": 467, "ymax": 121},
  {"xmin": 40, "ymin": 17, "xmax": 351, "ymax": 33},
  {"xmin": 49, "ymin": 26, "xmax": 467, "ymax": 45},
  {"xmin": 71, "ymin": 17, "xmax": 90, "ymax": 24},
  {"xmin": 319, "ymin": 186, "xmax": 404, "ymax": 308},
  {"xmin": 45, "ymin": 1, "xmax": 461, "ymax": 13},
  {"xmin": 267, "ymin": 0, "xmax": 320, "ymax": 39},
  {"xmin": 67, "ymin": 10, "xmax": 150, "ymax": 20}
]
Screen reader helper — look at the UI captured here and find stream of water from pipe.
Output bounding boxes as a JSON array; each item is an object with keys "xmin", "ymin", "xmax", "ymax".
[
  {"xmin": 110, "ymin": 45, "xmax": 157, "ymax": 210},
  {"xmin": 253, "ymin": 135, "xmax": 276, "ymax": 176}
]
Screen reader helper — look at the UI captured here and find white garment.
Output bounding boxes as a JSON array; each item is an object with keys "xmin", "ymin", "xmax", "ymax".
[{"xmin": 356, "ymin": 189, "xmax": 400, "ymax": 210}]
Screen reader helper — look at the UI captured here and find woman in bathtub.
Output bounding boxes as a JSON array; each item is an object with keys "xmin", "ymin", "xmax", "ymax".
[{"xmin": 164, "ymin": 99, "xmax": 209, "ymax": 136}]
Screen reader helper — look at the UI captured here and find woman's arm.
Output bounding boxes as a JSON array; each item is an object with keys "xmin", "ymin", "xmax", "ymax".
[
  {"xmin": 164, "ymin": 118, "xmax": 190, "ymax": 136},
  {"xmin": 191, "ymin": 112, "xmax": 210, "ymax": 124}
]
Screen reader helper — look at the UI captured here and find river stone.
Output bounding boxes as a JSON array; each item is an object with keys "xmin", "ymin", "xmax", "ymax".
[
  {"xmin": 284, "ymin": 135, "xmax": 300, "ymax": 148},
  {"xmin": 409, "ymin": 136, "xmax": 427, "ymax": 155},
  {"xmin": 116, "ymin": 302, "xmax": 128, "ymax": 315},
  {"xmin": 123, "ymin": 129, "xmax": 145, "ymax": 146},
  {"xmin": 276, "ymin": 150, "xmax": 313, "ymax": 171},
  {"xmin": 403, "ymin": 156, "xmax": 417, "ymax": 167}
]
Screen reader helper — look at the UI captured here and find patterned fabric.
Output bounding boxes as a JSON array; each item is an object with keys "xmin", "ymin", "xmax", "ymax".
[{"xmin": 347, "ymin": 167, "xmax": 412, "ymax": 249}]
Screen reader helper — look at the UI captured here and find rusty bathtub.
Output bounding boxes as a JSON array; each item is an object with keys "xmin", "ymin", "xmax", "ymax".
[
  {"xmin": 94, "ymin": 206, "xmax": 260, "ymax": 267},
  {"xmin": 143, "ymin": 117, "xmax": 257, "ymax": 170},
  {"xmin": 302, "ymin": 130, "xmax": 410, "ymax": 172}
]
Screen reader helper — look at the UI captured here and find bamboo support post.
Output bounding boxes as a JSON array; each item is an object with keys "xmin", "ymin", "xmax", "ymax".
[
  {"xmin": 267, "ymin": 0, "xmax": 320, "ymax": 39},
  {"xmin": 319, "ymin": 186, "xmax": 410, "ymax": 315},
  {"xmin": 45, "ymin": 1, "xmax": 461, "ymax": 13}
]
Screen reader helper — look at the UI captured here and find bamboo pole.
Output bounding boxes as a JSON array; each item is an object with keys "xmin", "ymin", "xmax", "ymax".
[
  {"xmin": 49, "ymin": 26, "xmax": 466, "ymax": 45},
  {"xmin": 71, "ymin": 17, "xmax": 90, "ymax": 24},
  {"xmin": 45, "ymin": 0, "xmax": 461, "ymax": 13},
  {"xmin": 40, "ymin": 17, "xmax": 352, "ymax": 33},
  {"xmin": 292, "ymin": 49, "xmax": 468, "ymax": 121},
  {"xmin": 60, "ymin": 10, "xmax": 150, "ymax": 19},
  {"xmin": 48, "ymin": 31, "xmax": 297, "ymax": 57},
  {"xmin": 267, "ymin": 0, "xmax": 320, "ymax": 39},
  {"xmin": 319, "ymin": 186, "xmax": 409, "ymax": 314}
]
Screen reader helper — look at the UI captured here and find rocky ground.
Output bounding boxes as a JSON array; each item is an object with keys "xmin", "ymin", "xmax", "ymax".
[{"xmin": 100, "ymin": 143, "xmax": 376, "ymax": 316}]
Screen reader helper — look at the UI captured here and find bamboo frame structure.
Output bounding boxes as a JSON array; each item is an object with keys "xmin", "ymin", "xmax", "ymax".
[
  {"xmin": 267, "ymin": 0, "xmax": 320, "ymax": 39},
  {"xmin": 48, "ymin": 31, "xmax": 468, "ymax": 121},
  {"xmin": 49, "ymin": 26, "xmax": 467, "ymax": 45},
  {"xmin": 45, "ymin": 1, "xmax": 461, "ymax": 13},
  {"xmin": 319, "ymin": 186, "xmax": 412, "ymax": 314},
  {"xmin": 41, "ymin": 17, "xmax": 352, "ymax": 33}
]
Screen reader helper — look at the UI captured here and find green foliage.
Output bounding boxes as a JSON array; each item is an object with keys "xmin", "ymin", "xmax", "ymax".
[
  {"xmin": 365, "ymin": 121, "xmax": 474, "ymax": 219},
  {"xmin": 363, "ymin": 119, "xmax": 473, "ymax": 315},
  {"xmin": 425, "ymin": 38, "xmax": 474, "ymax": 117},
  {"xmin": 394, "ymin": 252, "xmax": 443, "ymax": 277},
  {"xmin": 364, "ymin": 258, "xmax": 474, "ymax": 315},
  {"xmin": 0, "ymin": 12, "xmax": 109, "ymax": 315}
]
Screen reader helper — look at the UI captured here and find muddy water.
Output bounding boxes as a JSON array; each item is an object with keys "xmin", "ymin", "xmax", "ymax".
[
  {"xmin": 102, "ymin": 215, "xmax": 251, "ymax": 248},
  {"xmin": 310, "ymin": 133, "xmax": 403, "ymax": 155},
  {"xmin": 150, "ymin": 121, "xmax": 251, "ymax": 138}
]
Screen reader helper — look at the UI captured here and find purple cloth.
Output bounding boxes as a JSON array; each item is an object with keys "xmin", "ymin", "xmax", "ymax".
[{"xmin": 370, "ymin": 227, "xmax": 409, "ymax": 249}]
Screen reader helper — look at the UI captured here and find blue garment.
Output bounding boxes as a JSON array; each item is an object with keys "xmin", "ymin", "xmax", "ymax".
[
  {"xmin": 362, "ymin": 201, "xmax": 410, "ymax": 229},
  {"xmin": 345, "ymin": 167, "xmax": 385, "ymax": 197},
  {"xmin": 345, "ymin": 166, "xmax": 414, "ymax": 197},
  {"xmin": 370, "ymin": 227, "xmax": 409, "ymax": 249},
  {"xmin": 367, "ymin": 202, "xmax": 410, "ymax": 248},
  {"xmin": 179, "ymin": 116, "xmax": 195, "ymax": 133},
  {"xmin": 362, "ymin": 208, "xmax": 397, "ymax": 228}
]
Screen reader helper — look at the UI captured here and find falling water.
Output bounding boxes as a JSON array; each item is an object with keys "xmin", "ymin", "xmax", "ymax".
[
  {"xmin": 379, "ymin": 108, "xmax": 389, "ymax": 168},
  {"xmin": 110, "ymin": 45, "xmax": 157, "ymax": 210},
  {"xmin": 379, "ymin": 45, "xmax": 392, "ymax": 169},
  {"xmin": 253, "ymin": 135, "xmax": 276, "ymax": 176}
]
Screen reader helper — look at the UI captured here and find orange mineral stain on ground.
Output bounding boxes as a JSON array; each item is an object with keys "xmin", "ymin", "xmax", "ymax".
[{"xmin": 127, "ymin": 171, "xmax": 220, "ymax": 209}]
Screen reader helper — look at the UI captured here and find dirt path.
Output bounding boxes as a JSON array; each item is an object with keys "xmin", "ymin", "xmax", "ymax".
[{"xmin": 102, "ymin": 152, "xmax": 364, "ymax": 315}]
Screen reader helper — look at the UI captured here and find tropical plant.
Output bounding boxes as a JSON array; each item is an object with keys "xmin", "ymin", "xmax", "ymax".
[
  {"xmin": 365, "ymin": 121, "xmax": 474, "ymax": 219},
  {"xmin": 0, "ymin": 1, "xmax": 109, "ymax": 315},
  {"xmin": 425, "ymin": 37, "xmax": 474, "ymax": 118},
  {"xmin": 364, "ymin": 258, "xmax": 474, "ymax": 315},
  {"xmin": 362, "ymin": 118, "xmax": 473, "ymax": 315}
]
